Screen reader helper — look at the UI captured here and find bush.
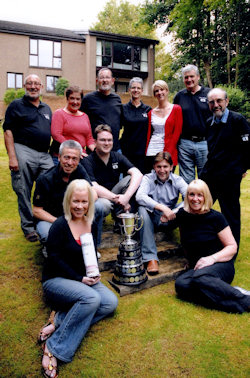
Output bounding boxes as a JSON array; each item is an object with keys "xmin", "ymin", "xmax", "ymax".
[
  {"xmin": 55, "ymin": 78, "xmax": 69, "ymax": 96},
  {"xmin": 217, "ymin": 85, "xmax": 249, "ymax": 118},
  {"xmin": 4, "ymin": 89, "xmax": 16, "ymax": 105},
  {"xmin": 16, "ymin": 88, "xmax": 25, "ymax": 99}
]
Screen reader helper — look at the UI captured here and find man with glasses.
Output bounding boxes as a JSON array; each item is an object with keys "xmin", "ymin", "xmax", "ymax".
[
  {"xmin": 80, "ymin": 68, "xmax": 122, "ymax": 152},
  {"xmin": 3, "ymin": 74, "xmax": 53, "ymax": 242},
  {"xmin": 201, "ymin": 88, "xmax": 250, "ymax": 247},
  {"xmin": 82, "ymin": 124, "xmax": 143, "ymax": 219}
]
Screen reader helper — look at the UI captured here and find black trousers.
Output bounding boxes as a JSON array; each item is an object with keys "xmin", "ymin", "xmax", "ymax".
[
  {"xmin": 202, "ymin": 174, "xmax": 242, "ymax": 247},
  {"xmin": 175, "ymin": 261, "xmax": 250, "ymax": 313}
]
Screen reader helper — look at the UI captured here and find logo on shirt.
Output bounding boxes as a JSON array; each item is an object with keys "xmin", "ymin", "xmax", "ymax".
[
  {"xmin": 142, "ymin": 113, "xmax": 148, "ymax": 118},
  {"xmin": 241, "ymin": 133, "xmax": 249, "ymax": 142},
  {"xmin": 43, "ymin": 113, "xmax": 50, "ymax": 120},
  {"xmin": 199, "ymin": 97, "xmax": 207, "ymax": 103},
  {"xmin": 112, "ymin": 162, "xmax": 119, "ymax": 170}
]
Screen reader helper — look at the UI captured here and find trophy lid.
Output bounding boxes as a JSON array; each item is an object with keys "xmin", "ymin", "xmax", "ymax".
[{"xmin": 118, "ymin": 212, "xmax": 136, "ymax": 219}]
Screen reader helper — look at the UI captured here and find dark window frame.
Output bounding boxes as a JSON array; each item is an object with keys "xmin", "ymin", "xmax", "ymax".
[
  {"xmin": 46, "ymin": 75, "xmax": 60, "ymax": 93},
  {"xmin": 29, "ymin": 38, "xmax": 62, "ymax": 69},
  {"xmin": 7, "ymin": 72, "xmax": 23, "ymax": 89}
]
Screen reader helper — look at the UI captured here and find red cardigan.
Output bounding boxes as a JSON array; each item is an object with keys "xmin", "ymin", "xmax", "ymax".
[{"xmin": 145, "ymin": 105, "xmax": 183, "ymax": 166}]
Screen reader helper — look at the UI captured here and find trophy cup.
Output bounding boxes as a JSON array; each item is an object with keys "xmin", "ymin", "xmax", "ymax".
[{"xmin": 112, "ymin": 212, "xmax": 148, "ymax": 286}]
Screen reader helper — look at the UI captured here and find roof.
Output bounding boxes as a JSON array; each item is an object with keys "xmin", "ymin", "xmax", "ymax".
[
  {"xmin": 89, "ymin": 30, "xmax": 159, "ymax": 46},
  {"xmin": 0, "ymin": 20, "xmax": 85, "ymax": 42}
]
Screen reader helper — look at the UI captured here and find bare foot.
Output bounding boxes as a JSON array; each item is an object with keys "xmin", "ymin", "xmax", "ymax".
[
  {"xmin": 39, "ymin": 323, "xmax": 55, "ymax": 343},
  {"xmin": 42, "ymin": 343, "xmax": 58, "ymax": 378}
]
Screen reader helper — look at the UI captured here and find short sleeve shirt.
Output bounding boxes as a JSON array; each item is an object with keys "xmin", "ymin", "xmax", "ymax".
[{"xmin": 82, "ymin": 150, "xmax": 134, "ymax": 190}]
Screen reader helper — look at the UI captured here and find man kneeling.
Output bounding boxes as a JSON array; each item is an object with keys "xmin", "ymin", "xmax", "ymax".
[{"xmin": 136, "ymin": 152, "xmax": 188, "ymax": 274}]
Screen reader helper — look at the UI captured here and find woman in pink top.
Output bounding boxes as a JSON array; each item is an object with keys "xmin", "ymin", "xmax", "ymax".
[
  {"xmin": 145, "ymin": 80, "xmax": 183, "ymax": 173},
  {"xmin": 51, "ymin": 86, "xmax": 95, "ymax": 163}
]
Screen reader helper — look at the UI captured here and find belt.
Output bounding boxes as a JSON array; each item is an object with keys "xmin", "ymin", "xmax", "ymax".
[{"xmin": 184, "ymin": 136, "xmax": 206, "ymax": 142}]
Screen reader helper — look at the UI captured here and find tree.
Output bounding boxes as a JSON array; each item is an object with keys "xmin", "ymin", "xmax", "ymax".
[
  {"xmin": 55, "ymin": 78, "xmax": 69, "ymax": 96},
  {"xmin": 92, "ymin": 0, "xmax": 175, "ymax": 82},
  {"xmin": 141, "ymin": 0, "xmax": 250, "ymax": 91}
]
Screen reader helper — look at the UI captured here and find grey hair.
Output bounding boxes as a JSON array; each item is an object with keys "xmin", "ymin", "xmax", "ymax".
[
  {"xmin": 207, "ymin": 88, "xmax": 228, "ymax": 100},
  {"xmin": 24, "ymin": 74, "xmax": 41, "ymax": 85},
  {"xmin": 181, "ymin": 65, "xmax": 199, "ymax": 77},
  {"xmin": 129, "ymin": 77, "xmax": 143, "ymax": 89},
  {"xmin": 97, "ymin": 67, "xmax": 113, "ymax": 78},
  {"xmin": 59, "ymin": 140, "xmax": 83, "ymax": 156}
]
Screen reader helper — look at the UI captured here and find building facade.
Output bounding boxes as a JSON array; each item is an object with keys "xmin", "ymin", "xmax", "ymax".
[{"xmin": 0, "ymin": 20, "xmax": 158, "ymax": 99}]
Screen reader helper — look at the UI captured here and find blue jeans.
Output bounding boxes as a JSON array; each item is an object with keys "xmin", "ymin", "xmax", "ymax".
[
  {"xmin": 43, "ymin": 278, "xmax": 118, "ymax": 362},
  {"xmin": 178, "ymin": 139, "xmax": 208, "ymax": 184},
  {"xmin": 138, "ymin": 206, "xmax": 174, "ymax": 262},
  {"xmin": 36, "ymin": 201, "xmax": 104, "ymax": 247}
]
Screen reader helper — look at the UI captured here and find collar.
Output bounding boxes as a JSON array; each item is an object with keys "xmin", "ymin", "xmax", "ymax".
[
  {"xmin": 211, "ymin": 108, "xmax": 229, "ymax": 125},
  {"xmin": 153, "ymin": 171, "xmax": 173, "ymax": 185},
  {"xmin": 23, "ymin": 95, "xmax": 43, "ymax": 108}
]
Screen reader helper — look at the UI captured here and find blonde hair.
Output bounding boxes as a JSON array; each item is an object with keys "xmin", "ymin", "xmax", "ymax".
[
  {"xmin": 152, "ymin": 80, "xmax": 169, "ymax": 95},
  {"xmin": 184, "ymin": 179, "xmax": 213, "ymax": 213},
  {"xmin": 63, "ymin": 179, "xmax": 95, "ymax": 223}
]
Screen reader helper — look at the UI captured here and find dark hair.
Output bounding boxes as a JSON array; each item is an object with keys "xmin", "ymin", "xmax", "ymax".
[
  {"xmin": 153, "ymin": 151, "xmax": 173, "ymax": 166},
  {"xmin": 65, "ymin": 86, "xmax": 83, "ymax": 100},
  {"xmin": 94, "ymin": 124, "xmax": 112, "ymax": 139}
]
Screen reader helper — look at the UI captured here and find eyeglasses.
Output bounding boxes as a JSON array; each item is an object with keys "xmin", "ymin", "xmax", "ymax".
[
  {"xmin": 25, "ymin": 81, "xmax": 42, "ymax": 86},
  {"xmin": 208, "ymin": 98, "xmax": 226, "ymax": 105}
]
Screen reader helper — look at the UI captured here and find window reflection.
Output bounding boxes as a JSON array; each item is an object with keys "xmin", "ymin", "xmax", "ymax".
[{"xmin": 29, "ymin": 39, "xmax": 61, "ymax": 69}]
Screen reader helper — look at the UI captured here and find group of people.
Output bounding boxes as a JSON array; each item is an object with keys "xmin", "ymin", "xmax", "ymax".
[{"xmin": 3, "ymin": 64, "xmax": 250, "ymax": 376}]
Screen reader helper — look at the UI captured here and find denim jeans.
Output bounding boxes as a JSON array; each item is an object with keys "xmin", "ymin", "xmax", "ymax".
[
  {"xmin": 36, "ymin": 201, "xmax": 104, "ymax": 247},
  {"xmin": 138, "ymin": 206, "xmax": 174, "ymax": 262},
  {"xmin": 178, "ymin": 139, "xmax": 208, "ymax": 184},
  {"xmin": 43, "ymin": 278, "xmax": 118, "ymax": 362}
]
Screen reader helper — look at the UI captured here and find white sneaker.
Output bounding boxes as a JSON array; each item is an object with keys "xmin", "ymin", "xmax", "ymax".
[
  {"xmin": 234, "ymin": 286, "xmax": 250, "ymax": 295},
  {"xmin": 97, "ymin": 251, "xmax": 101, "ymax": 259}
]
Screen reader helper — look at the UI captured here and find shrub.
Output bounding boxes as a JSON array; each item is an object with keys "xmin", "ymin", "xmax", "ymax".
[
  {"xmin": 55, "ymin": 78, "xmax": 69, "ymax": 96},
  {"xmin": 217, "ymin": 85, "xmax": 249, "ymax": 118},
  {"xmin": 4, "ymin": 89, "xmax": 16, "ymax": 105},
  {"xmin": 16, "ymin": 88, "xmax": 25, "ymax": 99}
]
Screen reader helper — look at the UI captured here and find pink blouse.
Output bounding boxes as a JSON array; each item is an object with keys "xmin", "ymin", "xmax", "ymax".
[{"xmin": 51, "ymin": 108, "xmax": 95, "ymax": 153}]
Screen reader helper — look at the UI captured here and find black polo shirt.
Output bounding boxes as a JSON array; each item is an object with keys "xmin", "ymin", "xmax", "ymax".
[
  {"xmin": 3, "ymin": 95, "xmax": 52, "ymax": 152},
  {"xmin": 80, "ymin": 91, "xmax": 122, "ymax": 151},
  {"xmin": 33, "ymin": 164, "xmax": 92, "ymax": 218},
  {"xmin": 174, "ymin": 86, "xmax": 210, "ymax": 138},
  {"xmin": 82, "ymin": 150, "xmax": 134, "ymax": 191},
  {"xmin": 120, "ymin": 100, "xmax": 151, "ymax": 156}
]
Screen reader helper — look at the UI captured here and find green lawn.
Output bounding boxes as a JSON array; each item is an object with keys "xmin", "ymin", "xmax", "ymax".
[{"xmin": 0, "ymin": 129, "xmax": 249, "ymax": 377}]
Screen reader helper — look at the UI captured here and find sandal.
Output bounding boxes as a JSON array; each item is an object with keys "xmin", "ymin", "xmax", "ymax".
[
  {"xmin": 38, "ymin": 311, "xmax": 56, "ymax": 344},
  {"xmin": 42, "ymin": 343, "xmax": 58, "ymax": 378}
]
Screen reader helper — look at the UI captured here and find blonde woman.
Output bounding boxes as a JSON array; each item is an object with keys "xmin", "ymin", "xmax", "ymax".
[
  {"xmin": 40, "ymin": 179, "xmax": 118, "ymax": 377},
  {"xmin": 173, "ymin": 179, "xmax": 250, "ymax": 313},
  {"xmin": 145, "ymin": 80, "xmax": 182, "ymax": 172}
]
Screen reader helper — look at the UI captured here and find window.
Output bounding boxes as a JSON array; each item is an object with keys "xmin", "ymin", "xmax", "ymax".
[
  {"xmin": 96, "ymin": 40, "xmax": 148, "ymax": 72},
  {"xmin": 30, "ymin": 39, "xmax": 61, "ymax": 68},
  {"xmin": 7, "ymin": 73, "xmax": 23, "ymax": 89},
  {"xmin": 46, "ymin": 76, "xmax": 59, "ymax": 92}
]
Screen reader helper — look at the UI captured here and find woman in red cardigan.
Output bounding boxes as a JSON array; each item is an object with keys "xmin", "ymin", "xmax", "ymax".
[{"xmin": 145, "ymin": 80, "xmax": 183, "ymax": 173}]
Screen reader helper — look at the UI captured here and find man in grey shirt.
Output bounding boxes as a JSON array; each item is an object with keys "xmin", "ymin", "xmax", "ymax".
[{"xmin": 136, "ymin": 152, "xmax": 188, "ymax": 274}]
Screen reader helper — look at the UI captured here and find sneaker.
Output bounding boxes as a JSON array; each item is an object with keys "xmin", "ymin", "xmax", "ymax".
[
  {"xmin": 41, "ymin": 246, "xmax": 48, "ymax": 259},
  {"xmin": 97, "ymin": 251, "xmax": 101, "ymax": 259},
  {"xmin": 234, "ymin": 286, "xmax": 250, "ymax": 296},
  {"xmin": 25, "ymin": 231, "xmax": 39, "ymax": 242}
]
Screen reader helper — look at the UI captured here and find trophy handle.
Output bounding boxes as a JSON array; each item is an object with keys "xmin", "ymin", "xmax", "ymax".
[{"xmin": 135, "ymin": 213, "xmax": 143, "ymax": 231}]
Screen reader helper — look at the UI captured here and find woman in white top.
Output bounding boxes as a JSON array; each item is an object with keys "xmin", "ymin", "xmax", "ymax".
[{"xmin": 145, "ymin": 80, "xmax": 183, "ymax": 173}]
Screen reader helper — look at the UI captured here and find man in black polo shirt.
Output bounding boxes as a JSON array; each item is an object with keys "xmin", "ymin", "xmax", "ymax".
[
  {"xmin": 82, "ymin": 124, "xmax": 143, "ymax": 218},
  {"xmin": 33, "ymin": 140, "xmax": 103, "ymax": 250},
  {"xmin": 80, "ymin": 68, "xmax": 122, "ymax": 151},
  {"xmin": 174, "ymin": 65, "xmax": 210, "ymax": 183},
  {"xmin": 3, "ymin": 74, "xmax": 53, "ymax": 242}
]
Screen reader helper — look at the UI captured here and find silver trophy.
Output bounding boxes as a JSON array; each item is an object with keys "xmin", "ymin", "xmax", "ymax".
[{"xmin": 112, "ymin": 212, "xmax": 147, "ymax": 286}]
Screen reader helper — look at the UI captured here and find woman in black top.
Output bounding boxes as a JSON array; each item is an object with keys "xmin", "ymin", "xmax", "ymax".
[
  {"xmin": 120, "ymin": 77, "xmax": 151, "ymax": 174},
  {"xmin": 168, "ymin": 179, "xmax": 249, "ymax": 313},
  {"xmin": 40, "ymin": 179, "xmax": 118, "ymax": 377}
]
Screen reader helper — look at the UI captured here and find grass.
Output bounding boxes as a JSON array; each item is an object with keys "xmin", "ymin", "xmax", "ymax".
[{"xmin": 0, "ymin": 128, "xmax": 249, "ymax": 377}]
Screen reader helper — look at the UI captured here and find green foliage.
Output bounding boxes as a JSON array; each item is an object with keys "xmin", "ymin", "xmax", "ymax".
[
  {"xmin": 55, "ymin": 77, "xmax": 69, "ymax": 96},
  {"xmin": 4, "ymin": 89, "xmax": 17, "ymax": 105},
  {"xmin": 92, "ymin": 0, "xmax": 155, "ymax": 38},
  {"xmin": 217, "ymin": 85, "xmax": 249, "ymax": 118},
  {"xmin": 16, "ymin": 88, "xmax": 25, "ymax": 99}
]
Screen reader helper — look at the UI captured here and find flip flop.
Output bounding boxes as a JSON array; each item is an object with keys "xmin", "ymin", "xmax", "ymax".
[
  {"xmin": 42, "ymin": 343, "xmax": 58, "ymax": 378},
  {"xmin": 38, "ymin": 311, "xmax": 56, "ymax": 344}
]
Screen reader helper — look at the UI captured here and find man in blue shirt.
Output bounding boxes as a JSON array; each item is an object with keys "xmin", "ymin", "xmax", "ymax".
[
  {"xmin": 136, "ymin": 152, "xmax": 188, "ymax": 274},
  {"xmin": 201, "ymin": 88, "xmax": 250, "ymax": 247}
]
